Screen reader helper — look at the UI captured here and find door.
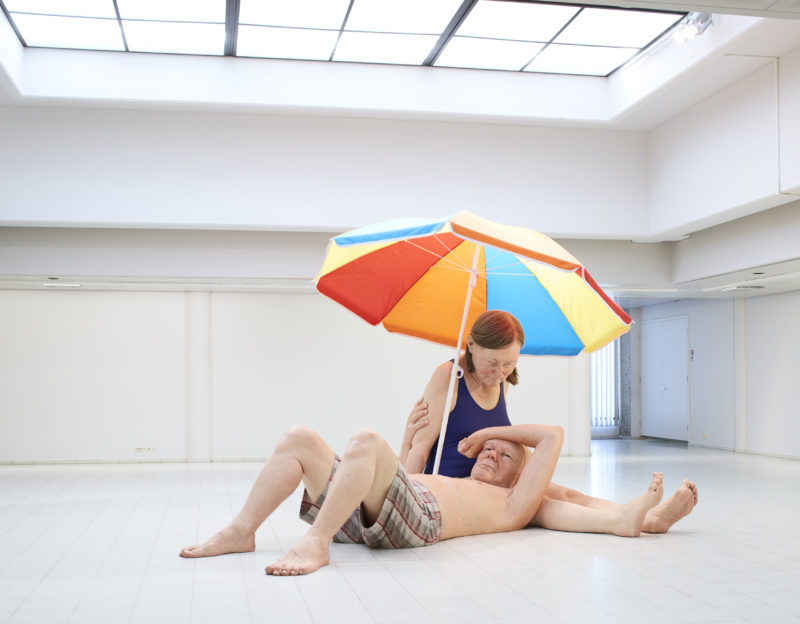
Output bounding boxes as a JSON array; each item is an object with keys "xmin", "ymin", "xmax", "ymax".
[{"xmin": 641, "ymin": 316, "xmax": 688, "ymax": 441}]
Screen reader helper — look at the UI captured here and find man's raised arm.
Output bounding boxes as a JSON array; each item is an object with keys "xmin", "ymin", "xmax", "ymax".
[{"xmin": 458, "ymin": 424, "xmax": 563, "ymax": 530}]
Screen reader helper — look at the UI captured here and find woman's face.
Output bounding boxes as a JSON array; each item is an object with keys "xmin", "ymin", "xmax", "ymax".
[{"xmin": 468, "ymin": 339, "xmax": 521, "ymax": 386}]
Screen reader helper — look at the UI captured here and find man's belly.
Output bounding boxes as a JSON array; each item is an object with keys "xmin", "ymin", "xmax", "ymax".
[{"xmin": 413, "ymin": 474, "xmax": 512, "ymax": 540}]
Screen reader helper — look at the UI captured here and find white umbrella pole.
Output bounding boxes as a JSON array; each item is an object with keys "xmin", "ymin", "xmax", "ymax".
[{"xmin": 432, "ymin": 244, "xmax": 481, "ymax": 475}]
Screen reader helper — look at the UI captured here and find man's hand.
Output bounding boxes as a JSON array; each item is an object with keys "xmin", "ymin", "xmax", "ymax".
[{"xmin": 457, "ymin": 429, "xmax": 489, "ymax": 459}]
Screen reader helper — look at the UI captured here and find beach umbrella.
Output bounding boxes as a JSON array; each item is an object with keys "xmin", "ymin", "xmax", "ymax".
[{"xmin": 315, "ymin": 211, "xmax": 632, "ymax": 472}]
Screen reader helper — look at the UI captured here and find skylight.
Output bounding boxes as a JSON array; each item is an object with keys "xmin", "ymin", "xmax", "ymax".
[{"xmin": 0, "ymin": 0, "xmax": 685, "ymax": 77}]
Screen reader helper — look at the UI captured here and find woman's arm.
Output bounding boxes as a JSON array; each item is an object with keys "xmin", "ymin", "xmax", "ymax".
[{"xmin": 400, "ymin": 361, "xmax": 456, "ymax": 473}]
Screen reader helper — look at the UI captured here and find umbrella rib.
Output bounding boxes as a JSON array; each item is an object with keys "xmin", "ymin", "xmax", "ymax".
[
  {"xmin": 483, "ymin": 271, "xmax": 537, "ymax": 277},
  {"xmin": 483, "ymin": 247, "xmax": 504, "ymax": 266},
  {"xmin": 401, "ymin": 237, "xmax": 471, "ymax": 272},
  {"xmin": 430, "ymin": 234, "xmax": 472, "ymax": 270},
  {"xmin": 486, "ymin": 258, "xmax": 579, "ymax": 274},
  {"xmin": 482, "ymin": 248, "xmax": 545, "ymax": 274},
  {"xmin": 397, "ymin": 237, "xmax": 582, "ymax": 275},
  {"xmin": 485, "ymin": 259, "xmax": 525, "ymax": 272}
]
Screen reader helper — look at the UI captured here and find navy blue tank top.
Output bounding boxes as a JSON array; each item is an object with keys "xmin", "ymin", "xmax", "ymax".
[{"xmin": 423, "ymin": 374, "xmax": 512, "ymax": 478}]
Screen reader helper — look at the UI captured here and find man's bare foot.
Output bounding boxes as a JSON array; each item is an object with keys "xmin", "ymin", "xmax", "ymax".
[
  {"xmin": 265, "ymin": 535, "xmax": 330, "ymax": 576},
  {"xmin": 611, "ymin": 472, "xmax": 664, "ymax": 537},
  {"xmin": 642, "ymin": 479, "xmax": 698, "ymax": 533},
  {"xmin": 179, "ymin": 525, "xmax": 255, "ymax": 558}
]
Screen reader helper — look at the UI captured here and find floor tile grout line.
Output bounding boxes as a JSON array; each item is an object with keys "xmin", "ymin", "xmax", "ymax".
[
  {"xmin": 6, "ymin": 466, "xmax": 132, "ymax": 620},
  {"xmin": 64, "ymin": 465, "xmax": 145, "ymax": 623},
  {"xmin": 126, "ymin": 463, "xmax": 181, "ymax": 624},
  {"xmin": 0, "ymin": 467, "xmax": 79, "ymax": 543},
  {"xmin": 225, "ymin": 462, "xmax": 256, "ymax": 624}
]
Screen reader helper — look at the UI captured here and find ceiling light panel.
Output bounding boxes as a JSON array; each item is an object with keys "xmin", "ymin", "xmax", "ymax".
[
  {"xmin": 237, "ymin": 25, "xmax": 338, "ymax": 60},
  {"xmin": 239, "ymin": 0, "xmax": 350, "ymax": 30},
  {"xmin": 334, "ymin": 32, "xmax": 438, "ymax": 65},
  {"xmin": 122, "ymin": 20, "xmax": 225, "ymax": 55},
  {"xmin": 456, "ymin": 1, "xmax": 579, "ymax": 42},
  {"xmin": 10, "ymin": 13, "xmax": 123, "ymax": 50},
  {"xmin": 555, "ymin": 8, "xmax": 682, "ymax": 48},
  {"xmin": 435, "ymin": 37, "xmax": 544, "ymax": 71},
  {"xmin": 2, "ymin": 0, "xmax": 687, "ymax": 77},
  {"xmin": 4, "ymin": 0, "xmax": 116, "ymax": 18},
  {"xmin": 345, "ymin": 0, "xmax": 463, "ymax": 34},
  {"xmin": 524, "ymin": 43, "xmax": 636, "ymax": 76},
  {"xmin": 116, "ymin": 0, "xmax": 224, "ymax": 23}
]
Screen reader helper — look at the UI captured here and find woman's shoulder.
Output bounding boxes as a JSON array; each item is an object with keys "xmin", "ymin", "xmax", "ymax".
[
  {"xmin": 430, "ymin": 360, "xmax": 455, "ymax": 387},
  {"xmin": 428, "ymin": 358, "xmax": 466, "ymax": 392}
]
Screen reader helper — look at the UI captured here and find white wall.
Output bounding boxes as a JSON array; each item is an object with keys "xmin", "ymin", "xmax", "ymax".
[
  {"xmin": 0, "ymin": 290, "xmax": 186, "ymax": 462},
  {"xmin": 4, "ymin": 40, "xmax": 800, "ymax": 247},
  {"xmin": 639, "ymin": 299, "xmax": 736, "ymax": 450},
  {"xmin": 636, "ymin": 293, "xmax": 800, "ymax": 460},
  {"xmin": 5, "ymin": 277, "xmax": 796, "ymax": 463},
  {"xmin": 779, "ymin": 46, "xmax": 800, "ymax": 193},
  {"xmin": 745, "ymin": 290, "xmax": 800, "ymax": 458},
  {"xmin": 0, "ymin": 228, "xmax": 332, "ymax": 281},
  {"xmin": 0, "ymin": 289, "xmax": 579, "ymax": 463},
  {"xmin": 649, "ymin": 64, "xmax": 786, "ymax": 238},
  {"xmin": 0, "ymin": 227, "xmax": 674, "ymax": 285},
  {"xmin": 0, "ymin": 106, "xmax": 650, "ymax": 238},
  {"xmin": 672, "ymin": 200, "xmax": 800, "ymax": 284}
]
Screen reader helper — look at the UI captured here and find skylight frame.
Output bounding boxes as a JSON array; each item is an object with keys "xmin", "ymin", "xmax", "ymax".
[
  {"xmin": 3, "ymin": 0, "xmax": 116, "ymax": 19},
  {"xmin": 0, "ymin": 0, "xmax": 686, "ymax": 77}
]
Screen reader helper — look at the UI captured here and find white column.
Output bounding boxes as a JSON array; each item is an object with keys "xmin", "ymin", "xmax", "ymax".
[
  {"xmin": 629, "ymin": 310, "xmax": 642, "ymax": 439},
  {"xmin": 185, "ymin": 292, "xmax": 212, "ymax": 461},
  {"xmin": 568, "ymin": 351, "xmax": 592, "ymax": 456},
  {"xmin": 734, "ymin": 298, "xmax": 747, "ymax": 452}
]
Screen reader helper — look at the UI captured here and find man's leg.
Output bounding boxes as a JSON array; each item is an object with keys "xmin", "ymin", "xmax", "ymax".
[
  {"xmin": 544, "ymin": 478, "xmax": 698, "ymax": 532},
  {"xmin": 545, "ymin": 482, "xmax": 618, "ymax": 510},
  {"xmin": 531, "ymin": 473, "xmax": 664, "ymax": 537},
  {"xmin": 266, "ymin": 428, "xmax": 399, "ymax": 576},
  {"xmin": 180, "ymin": 426, "xmax": 335, "ymax": 558}
]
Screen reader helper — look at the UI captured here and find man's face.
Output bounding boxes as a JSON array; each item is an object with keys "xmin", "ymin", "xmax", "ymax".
[{"xmin": 470, "ymin": 439, "xmax": 524, "ymax": 487}]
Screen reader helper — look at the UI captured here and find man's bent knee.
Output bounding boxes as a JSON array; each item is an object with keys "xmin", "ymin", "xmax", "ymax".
[
  {"xmin": 343, "ymin": 428, "xmax": 384, "ymax": 457},
  {"xmin": 278, "ymin": 425, "xmax": 322, "ymax": 452}
]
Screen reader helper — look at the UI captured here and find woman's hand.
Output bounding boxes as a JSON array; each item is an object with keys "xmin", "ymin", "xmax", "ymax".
[
  {"xmin": 457, "ymin": 429, "xmax": 489, "ymax": 459},
  {"xmin": 400, "ymin": 397, "xmax": 429, "ymax": 456}
]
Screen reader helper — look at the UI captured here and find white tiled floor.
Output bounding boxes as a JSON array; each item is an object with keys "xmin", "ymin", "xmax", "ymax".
[{"xmin": 2, "ymin": 440, "xmax": 800, "ymax": 623}]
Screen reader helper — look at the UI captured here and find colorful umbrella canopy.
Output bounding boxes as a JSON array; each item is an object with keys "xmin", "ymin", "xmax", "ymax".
[{"xmin": 315, "ymin": 211, "xmax": 631, "ymax": 356}]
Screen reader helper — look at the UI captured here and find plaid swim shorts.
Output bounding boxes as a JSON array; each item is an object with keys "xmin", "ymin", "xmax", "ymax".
[{"xmin": 299, "ymin": 456, "xmax": 442, "ymax": 549}]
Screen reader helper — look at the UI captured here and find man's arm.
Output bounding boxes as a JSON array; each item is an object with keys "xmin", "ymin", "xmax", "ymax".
[{"xmin": 459, "ymin": 424, "xmax": 563, "ymax": 530}]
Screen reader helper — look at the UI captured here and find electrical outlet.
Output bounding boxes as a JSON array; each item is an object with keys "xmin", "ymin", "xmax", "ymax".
[{"xmin": 135, "ymin": 447, "xmax": 156, "ymax": 453}]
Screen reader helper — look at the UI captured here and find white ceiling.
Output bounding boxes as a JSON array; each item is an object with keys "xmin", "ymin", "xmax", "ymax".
[
  {"xmin": 537, "ymin": 0, "xmax": 800, "ymax": 21},
  {"xmin": 1, "ymin": 3, "xmax": 800, "ymax": 131},
  {"xmin": 1, "ymin": 1, "xmax": 800, "ymax": 306}
]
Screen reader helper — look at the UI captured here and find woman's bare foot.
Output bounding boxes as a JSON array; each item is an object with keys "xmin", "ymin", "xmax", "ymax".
[
  {"xmin": 611, "ymin": 472, "xmax": 664, "ymax": 537},
  {"xmin": 642, "ymin": 479, "xmax": 698, "ymax": 533},
  {"xmin": 179, "ymin": 525, "xmax": 255, "ymax": 558},
  {"xmin": 265, "ymin": 535, "xmax": 330, "ymax": 576}
]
